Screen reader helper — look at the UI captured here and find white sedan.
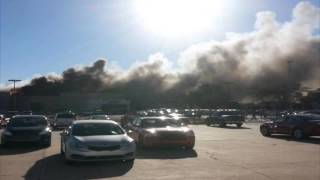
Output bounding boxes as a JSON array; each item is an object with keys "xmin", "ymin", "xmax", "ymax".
[{"xmin": 60, "ymin": 120, "xmax": 135, "ymax": 163}]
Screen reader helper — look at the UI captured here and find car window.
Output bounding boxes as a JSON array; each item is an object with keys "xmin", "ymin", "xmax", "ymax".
[
  {"xmin": 287, "ymin": 116, "xmax": 306, "ymax": 124},
  {"xmin": 72, "ymin": 123, "xmax": 124, "ymax": 136}
]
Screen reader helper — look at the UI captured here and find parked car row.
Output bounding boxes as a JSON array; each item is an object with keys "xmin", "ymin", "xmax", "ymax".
[
  {"xmin": 1, "ymin": 111, "xmax": 319, "ymax": 164},
  {"xmin": 0, "ymin": 113, "xmax": 196, "ymax": 164}
]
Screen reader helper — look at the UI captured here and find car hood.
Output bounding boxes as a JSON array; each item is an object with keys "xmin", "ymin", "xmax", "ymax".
[
  {"xmin": 74, "ymin": 134, "xmax": 131, "ymax": 145},
  {"xmin": 146, "ymin": 126, "xmax": 192, "ymax": 133}
]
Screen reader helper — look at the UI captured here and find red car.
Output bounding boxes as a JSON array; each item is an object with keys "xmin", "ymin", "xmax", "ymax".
[
  {"xmin": 260, "ymin": 114, "xmax": 320, "ymax": 139},
  {"xmin": 127, "ymin": 117, "xmax": 195, "ymax": 149}
]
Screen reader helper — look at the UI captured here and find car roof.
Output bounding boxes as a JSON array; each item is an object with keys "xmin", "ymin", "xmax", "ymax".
[{"xmin": 73, "ymin": 120, "xmax": 118, "ymax": 124}]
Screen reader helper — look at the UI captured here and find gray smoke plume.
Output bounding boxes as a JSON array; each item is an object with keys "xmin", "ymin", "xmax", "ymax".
[{"xmin": 15, "ymin": 2, "xmax": 320, "ymax": 108}]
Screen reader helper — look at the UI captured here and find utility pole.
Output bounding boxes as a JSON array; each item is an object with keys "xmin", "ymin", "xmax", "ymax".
[{"xmin": 8, "ymin": 79, "xmax": 21, "ymax": 111}]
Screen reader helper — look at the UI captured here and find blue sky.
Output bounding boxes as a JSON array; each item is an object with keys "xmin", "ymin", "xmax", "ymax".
[{"xmin": 0, "ymin": 0, "xmax": 319, "ymax": 86}]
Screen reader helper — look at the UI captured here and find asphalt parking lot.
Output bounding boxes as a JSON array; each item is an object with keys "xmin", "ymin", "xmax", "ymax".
[{"xmin": 0, "ymin": 123, "xmax": 319, "ymax": 180}]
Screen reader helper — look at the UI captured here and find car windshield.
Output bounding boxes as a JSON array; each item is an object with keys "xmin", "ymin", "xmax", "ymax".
[
  {"xmin": 72, "ymin": 123, "xmax": 124, "ymax": 136},
  {"xmin": 8, "ymin": 117, "xmax": 47, "ymax": 127},
  {"xmin": 142, "ymin": 118, "xmax": 183, "ymax": 128},
  {"xmin": 57, "ymin": 113, "xmax": 75, "ymax": 118}
]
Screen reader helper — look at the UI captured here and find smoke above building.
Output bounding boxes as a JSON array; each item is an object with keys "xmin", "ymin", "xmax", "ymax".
[{"xmin": 10, "ymin": 2, "xmax": 320, "ymax": 109}]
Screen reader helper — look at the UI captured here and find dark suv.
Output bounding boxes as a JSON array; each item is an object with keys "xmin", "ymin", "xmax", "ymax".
[
  {"xmin": 260, "ymin": 114, "xmax": 320, "ymax": 139},
  {"xmin": 1, "ymin": 115, "xmax": 52, "ymax": 147},
  {"xmin": 206, "ymin": 110, "xmax": 245, "ymax": 127}
]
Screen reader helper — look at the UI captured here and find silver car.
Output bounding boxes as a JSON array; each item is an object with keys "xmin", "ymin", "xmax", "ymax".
[
  {"xmin": 53, "ymin": 113, "xmax": 76, "ymax": 129},
  {"xmin": 60, "ymin": 120, "xmax": 135, "ymax": 163}
]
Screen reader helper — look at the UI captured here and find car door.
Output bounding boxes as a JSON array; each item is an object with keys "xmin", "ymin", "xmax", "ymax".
[{"xmin": 274, "ymin": 116, "xmax": 293, "ymax": 134}]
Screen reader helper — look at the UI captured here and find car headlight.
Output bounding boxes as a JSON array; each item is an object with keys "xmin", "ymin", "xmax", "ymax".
[
  {"xmin": 39, "ymin": 127, "xmax": 52, "ymax": 135},
  {"xmin": 3, "ymin": 130, "xmax": 12, "ymax": 136}
]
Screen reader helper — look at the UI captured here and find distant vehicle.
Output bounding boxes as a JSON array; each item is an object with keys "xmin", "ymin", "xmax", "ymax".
[
  {"xmin": 60, "ymin": 120, "xmax": 135, "ymax": 163},
  {"xmin": 53, "ymin": 112, "xmax": 76, "ymax": 129},
  {"xmin": 126, "ymin": 117, "xmax": 195, "ymax": 149},
  {"xmin": 1, "ymin": 115, "xmax": 52, "ymax": 147},
  {"xmin": 90, "ymin": 114, "xmax": 110, "ymax": 120},
  {"xmin": 260, "ymin": 114, "xmax": 320, "ymax": 139},
  {"xmin": 206, "ymin": 109, "xmax": 245, "ymax": 127}
]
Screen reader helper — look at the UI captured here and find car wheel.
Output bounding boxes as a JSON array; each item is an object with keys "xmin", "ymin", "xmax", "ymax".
[
  {"xmin": 236, "ymin": 123, "xmax": 243, "ymax": 128},
  {"xmin": 293, "ymin": 129, "xmax": 305, "ymax": 139},
  {"xmin": 260, "ymin": 126, "xmax": 270, "ymax": 136}
]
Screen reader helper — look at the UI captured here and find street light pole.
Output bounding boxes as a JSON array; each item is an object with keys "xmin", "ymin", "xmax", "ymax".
[{"xmin": 8, "ymin": 79, "xmax": 21, "ymax": 111}]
